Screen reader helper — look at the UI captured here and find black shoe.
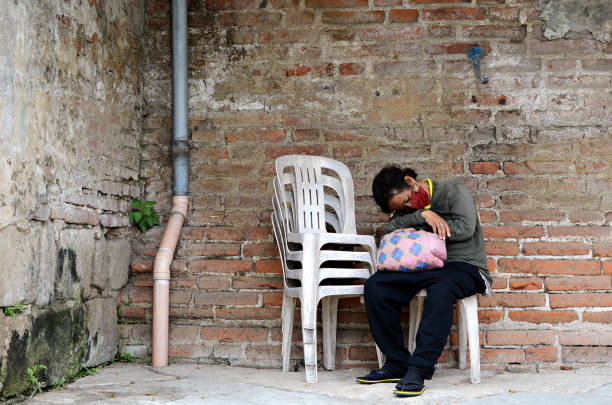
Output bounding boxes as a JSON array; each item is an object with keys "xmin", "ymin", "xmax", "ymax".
[
  {"xmin": 393, "ymin": 370, "xmax": 426, "ymax": 397},
  {"xmin": 355, "ymin": 365, "xmax": 404, "ymax": 384}
]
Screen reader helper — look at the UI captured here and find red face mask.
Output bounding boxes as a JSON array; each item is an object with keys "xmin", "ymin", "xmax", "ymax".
[{"xmin": 410, "ymin": 185, "xmax": 430, "ymax": 210}]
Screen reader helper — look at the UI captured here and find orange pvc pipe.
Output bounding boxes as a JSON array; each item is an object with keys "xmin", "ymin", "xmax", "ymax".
[{"xmin": 152, "ymin": 195, "xmax": 188, "ymax": 367}]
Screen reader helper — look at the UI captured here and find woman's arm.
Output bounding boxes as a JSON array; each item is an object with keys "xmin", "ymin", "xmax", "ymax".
[
  {"xmin": 383, "ymin": 211, "xmax": 427, "ymax": 234},
  {"xmin": 441, "ymin": 182, "xmax": 477, "ymax": 242}
]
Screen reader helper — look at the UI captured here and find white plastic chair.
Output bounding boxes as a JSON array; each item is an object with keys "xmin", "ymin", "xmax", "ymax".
[
  {"xmin": 376, "ymin": 289, "xmax": 481, "ymax": 384},
  {"xmin": 272, "ymin": 155, "xmax": 380, "ymax": 383}
]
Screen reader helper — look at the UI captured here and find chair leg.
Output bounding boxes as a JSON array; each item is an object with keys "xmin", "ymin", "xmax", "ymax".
[
  {"xmin": 457, "ymin": 299, "xmax": 467, "ymax": 370},
  {"xmin": 462, "ymin": 295, "xmax": 481, "ymax": 384},
  {"xmin": 301, "ymin": 310, "xmax": 318, "ymax": 383},
  {"xmin": 281, "ymin": 290, "xmax": 296, "ymax": 372},
  {"xmin": 375, "ymin": 344, "xmax": 385, "ymax": 369},
  {"xmin": 408, "ymin": 295, "xmax": 424, "ymax": 354},
  {"xmin": 322, "ymin": 296, "xmax": 339, "ymax": 371}
]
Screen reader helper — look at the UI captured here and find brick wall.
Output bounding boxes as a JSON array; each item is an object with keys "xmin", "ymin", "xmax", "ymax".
[{"xmin": 123, "ymin": 0, "xmax": 612, "ymax": 370}]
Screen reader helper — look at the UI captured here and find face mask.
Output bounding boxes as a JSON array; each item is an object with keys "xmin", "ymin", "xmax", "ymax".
[{"xmin": 410, "ymin": 185, "xmax": 430, "ymax": 210}]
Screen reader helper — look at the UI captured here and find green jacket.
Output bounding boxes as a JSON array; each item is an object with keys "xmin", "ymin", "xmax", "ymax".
[{"xmin": 383, "ymin": 178, "xmax": 492, "ymax": 293}]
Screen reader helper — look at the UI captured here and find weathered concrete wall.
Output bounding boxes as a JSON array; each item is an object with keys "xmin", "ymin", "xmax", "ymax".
[
  {"xmin": 125, "ymin": 0, "xmax": 611, "ymax": 372},
  {"xmin": 0, "ymin": 0, "xmax": 143, "ymax": 399}
]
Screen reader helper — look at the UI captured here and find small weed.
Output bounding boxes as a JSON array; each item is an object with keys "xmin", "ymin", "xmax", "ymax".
[
  {"xmin": 3, "ymin": 303, "xmax": 26, "ymax": 316},
  {"xmin": 53, "ymin": 376, "xmax": 67, "ymax": 389},
  {"xmin": 27, "ymin": 364, "xmax": 47, "ymax": 398},
  {"xmin": 74, "ymin": 365, "xmax": 99, "ymax": 378},
  {"xmin": 113, "ymin": 351, "xmax": 134, "ymax": 363},
  {"xmin": 129, "ymin": 198, "xmax": 159, "ymax": 232}
]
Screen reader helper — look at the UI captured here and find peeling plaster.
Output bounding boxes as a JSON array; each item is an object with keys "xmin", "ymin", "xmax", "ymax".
[{"xmin": 537, "ymin": 0, "xmax": 612, "ymax": 42}]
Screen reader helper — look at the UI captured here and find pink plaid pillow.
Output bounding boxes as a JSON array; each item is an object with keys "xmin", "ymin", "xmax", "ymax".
[{"xmin": 376, "ymin": 228, "xmax": 446, "ymax": 272}]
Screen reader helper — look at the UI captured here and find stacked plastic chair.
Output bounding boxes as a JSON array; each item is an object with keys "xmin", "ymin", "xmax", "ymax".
[{"xmin": 271, "ymin": 155, "xmax": 379, "ymax": 383}]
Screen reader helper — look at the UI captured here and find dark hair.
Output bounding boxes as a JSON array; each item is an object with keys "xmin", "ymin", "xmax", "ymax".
[{"xmin": 372, "ymin": 165, "xmax": 418, "ymax": 213}]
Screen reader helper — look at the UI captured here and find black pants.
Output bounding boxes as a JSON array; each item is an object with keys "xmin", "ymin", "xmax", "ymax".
[{"xmin": 364, "ymin": 262, "xmax": 486, "ymax": 379}]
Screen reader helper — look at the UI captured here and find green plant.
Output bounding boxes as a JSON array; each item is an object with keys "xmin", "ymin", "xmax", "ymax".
[
  {"xmin": 129, "ymin": 198, "xmax": 159, "ymax": 232},
  {"xmin": 53, "ymin": 376, "xmax": 67, "ymax": 389},
  {"xmin": 74, "ymin": 365, "xmax": 99, "ymax": 379},
  {"xmin": 113, "ymin": 351, "xmax": 134, "ymax": 363},
  {"xmin": 3, "ymin": 303, "xmax": 26, "ymax": 316},
  {"xmin": 27, "ymin": 364, "xmax": 47, "ymax": 397}
]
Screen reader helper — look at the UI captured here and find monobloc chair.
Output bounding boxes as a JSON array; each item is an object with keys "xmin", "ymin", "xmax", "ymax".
[
  {"xmin": 376, "ymin": 289, "xmax": 482, "ymax": 384},
  {"xmin": 272, "ymin": 155, "xmax": 380, "ymax": 383}
]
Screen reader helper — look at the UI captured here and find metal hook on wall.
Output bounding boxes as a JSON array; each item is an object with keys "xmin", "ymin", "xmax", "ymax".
[{"xmin": 467, "ymin": 46, "xmax": 488, "ymax": 84}]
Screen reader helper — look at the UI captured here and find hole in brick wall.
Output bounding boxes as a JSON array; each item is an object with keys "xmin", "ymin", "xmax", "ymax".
[
  {"xmin": 375, "ymin": 91, "xmax": 380, "ymax": 96},
  {"xmin": 499, "ymin": 97, "xmax": 507, "ymax": 105},
  {"xmin": 471, "ymin": 95, "xmax": 477, "ymax": 103}
]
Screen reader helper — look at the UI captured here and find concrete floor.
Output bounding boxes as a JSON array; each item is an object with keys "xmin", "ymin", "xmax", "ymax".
[{"xmin": 20, "ymin": 363, "xmax": 612, "ymax": 405}]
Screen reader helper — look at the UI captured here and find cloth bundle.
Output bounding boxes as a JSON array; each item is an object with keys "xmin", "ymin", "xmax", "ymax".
[{"xmin": 376, "ymin": 228, "xmax": 447, "ymax": 272}]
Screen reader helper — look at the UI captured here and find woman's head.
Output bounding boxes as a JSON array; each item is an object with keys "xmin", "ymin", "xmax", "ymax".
[{"xmin": 372, "ymin": 165, "xmax": 421, "ymax": 213}]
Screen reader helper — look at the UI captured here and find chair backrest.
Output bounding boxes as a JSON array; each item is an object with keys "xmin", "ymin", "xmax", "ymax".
[{"xmin": 275, "ymin": 155, "xmax": 356, "ymax": 234}]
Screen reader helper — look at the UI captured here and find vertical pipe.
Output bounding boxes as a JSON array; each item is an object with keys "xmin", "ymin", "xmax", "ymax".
[{"xmin": 152, "ymin": 0, "xmax": 189, "ymax": 368}]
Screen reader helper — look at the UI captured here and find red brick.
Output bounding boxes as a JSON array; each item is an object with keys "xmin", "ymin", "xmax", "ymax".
[
  {"xmin": 389, "ymin": 9, "xmax": 419, "ymax": 23},
  {"xmin": 216, "ymin": 307, "xmax": 282, "ymax": 320},
  {"xmin": 265, "ymin": 145, "xmax": 326, "ymax": 159},
  {"xmin": 478, "ymin": 210, "xmax": 497, "ymax": 223},
  {"xmin": 462, "ymin": 25, "xmax": 525, "ymax": 40},
  {"xmin": 548, "ymin": 226, "xmax": 610, "ymax": 238},
  {"xmin": 428, "ymin": 42, "xmax": 490, "ymax": 55},
  {"xmin": 469, "ymin": 162, "xmax": 499, "ymax": 174},
  {"xmin": 188, "ymin": 259, "xmax": 253, "ymax": 273},
  {"xmin": 483, "ymin": 226, "xmax": 544, "ymax": 238},
  {"xmin": 197, "ymin": 275, "xmax": 231, "ymax": 290},
  {"xmin": 232, "ymin": 275, "xmax": 283, "ymax": 290},
  {"xmin": 132, "ymin": 260, "xmax": 153, "ymax": 273},
  {"xmin": 532, "ymin": 40, "xmax": 597, "ymax": 55},
  {"xmin": 487, "ymin": 6, "xmax": 519, "ymax": 21},
  {"xmin": 262, "ymin": 291, "xmax": 284, "ymax": 306},
  {"xmin": 255, "ymin": 259, "xmax": 283, "ymax": 274},
  {"xmin": 526, "ymin": 347, "xmax": 557, "ymax": 362},
  {"xmin": 322, "ymin": 10, "xmax": 384, "ymax": 24},
  {"xmin": 498, "ymin": 259, "xmax": 600, "ymax": 275},
  {"xmin": 206, "ymin": 226, "xmax": 271, "ymax": 241},
  {"xmin": 545, "ymin": 276, "xmax": 611, "ymax": 292},
  {"xmin": 569, "ymin": 211, "xmax": 605, "ymax": 224},
  {"xmin": 510, "ymin": 277, "xmax": 542, "ymax": 290},
  {"xmin": 243, "ymin": 242, "xmax": 278, "ymax": 257},
  {"xmin": 292, "ymin": 129, "xmax": 320, "ymax": 142},
  {"xmin": 500, "ymin": 210, "xmax": 565, "ymax": 223},
  {"xmin": 333, "ymin": 145, "xmax": 363, "ymax": 158},
  {"xmin": 523, "ymin": 242, "xmax": 589, "ymax": 256},
  {"xmin": 503, "ymin": 161, "xmax": 571, "ymax": 174},
  {"xmin": 169, "ymin": 325, "xmax": 200, "ymax": 343},
  {"xmin": 487, "ymin": 330, "xmax": 554, "ymax": 346},
  {"xmin": 348, "ymin": 345, "xmax": 378, "ymax": 361},
  {"xmin": 491, "ymin": 277, "xmax": 507, "ymax": 290},
  {"xmin": 509, "ymin": 310, "xmax": 578, "ymax": 324},
  {"xmin": 486, "ymin": 241, "xmax": 519, "ymax": 256},
  {"xmin": 119, "ymin": 305, "xmax": 145, "ymax": 320},
  {"xmin": 226, "ymin": 129, "xmax": 285, "ymax": 143},
  {"xmin": 423, "ymin": 8, "xmax": 485, "ymax": 21},
  {"xmin": 284, "ymin": 64, "xmax": 311, "ymax": 77},
  {"xmin": 206, "ymin": 0, "xmax": 265, "ymax": 11},
  {"xmin": 562, "ymin": 347, "xmax": 612, "ymax": 363},
  {"xmin": 412, "ymin": 0, "xmax": 467, "ymax": 3},
  {"xmin": 169, "ymin": 307, "xmax": 214, "ymax": 319},
  {"xmin": 478, "ymin": 293, "xmax": 545, "ymax": 308},
  {"xmin": 127, "ymin": 286, "xmax": 152, "ymax": 304},
  {"xmin": 338, "ymin": 63, "xmax": 365, "ymax": 76},
  {"xmin": 560, "ymin": 331, "xmax": 612, "ymax": 346},
  {"xmin": 194, "ymin": 243, "xmax": 242, "ymax": 257},
  {"xmin": 550, "ymin": 293, "xmax": 612, "ymax": 308},
  {"xmin": 201, "ymin": 327, "xmax": 267, "ymax": 343},
  {"xmin": 478, "ymin": 310, "xmax": 502, "ymax": 324},
  {"xmin": 583, "ymin": 312, "xmax": 612, "ymax": 323},
  {"xmin": 169, "ymin": 290, "xmax": 192, "ymax": 305},
  {"xmin": 360, "ymin": 27, "xmax": 422, "ymax": 42},
  {"xmin": 306, "ymin": 0, "xmax": 368, "ymax": 7},
  {"xmin": 480, "ymin": 348, "xmax": 524, "ymax": 363},
  {"xmin": 168, "ymin": 344, "xmax": 212, "ymax": 358},
  {"xmin": 374, "ymin": 0, "xmax": 400, "ymax": 6},
  {"xmin": 604, "ymin": 261, "xmax": 612, "ymax": 275},
  {"xmin": 195, "ymin": 291, "xmax": 259, "ymax": 306}
]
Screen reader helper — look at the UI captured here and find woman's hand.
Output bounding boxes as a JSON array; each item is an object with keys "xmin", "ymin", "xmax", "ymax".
[{"xmin": 421, "ymin": 210, "xmax": 451, "ymax": 240}]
